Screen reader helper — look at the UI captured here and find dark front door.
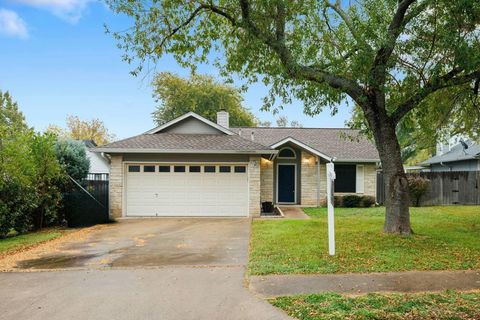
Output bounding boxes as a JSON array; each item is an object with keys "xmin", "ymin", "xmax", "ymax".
[{"xmin": 278, "ymin": 164, "xmax": 296, "ymax": 203}]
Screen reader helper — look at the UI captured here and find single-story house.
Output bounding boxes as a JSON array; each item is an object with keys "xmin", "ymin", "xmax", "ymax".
[
  {"xmin": 421, "ymin": 139, "xmax": 480, "ymax": 172},
  {"xmin": 83, "ymin": 140, "xmax": 110, "ymax": 175},
  {"xmin": 94, "ymin": 111, "xmax": 379, "ymax": 218}
]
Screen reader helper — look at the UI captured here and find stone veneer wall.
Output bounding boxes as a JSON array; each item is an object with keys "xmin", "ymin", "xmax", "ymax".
[
  {"xmin": 364, "ymin": 164, "xmax": 377, "ymax": 197},
  {"xmin": 249, "ymin": 155, "xmax": 261, "ymax": 217},
  {"xmin": 109, "ymin": 155, "xmax": 123, "ymax": 219},
  {"xmin": 260, "ymin": 158, "xmax": 273, "ymax": 203},
  {"xmin": 302, "ymin": 161, "xmax": 377, "ymax": 206},
  {"xmin": 300, "ymin": 151, "xmax": 319, "ymax": 206}
]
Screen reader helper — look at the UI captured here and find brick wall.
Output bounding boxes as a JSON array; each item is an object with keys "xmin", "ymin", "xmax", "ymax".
[
  {"xmin": 249, "ymin": 155, "xmax": 261, "ymax": 216},
  {"xmin": 109, "ymin": 155, "xmax": 123, "ymax": 219}
]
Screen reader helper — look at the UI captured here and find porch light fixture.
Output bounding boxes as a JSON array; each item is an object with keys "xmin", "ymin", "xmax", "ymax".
[{"xmin": 302, "ymin": 156, "xmax": 313, "ymax": 164}]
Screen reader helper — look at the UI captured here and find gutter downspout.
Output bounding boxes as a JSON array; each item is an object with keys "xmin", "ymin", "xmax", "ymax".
[{"xmin": 440, "ymin": 161, "xmax": 451, "ymax": 171}]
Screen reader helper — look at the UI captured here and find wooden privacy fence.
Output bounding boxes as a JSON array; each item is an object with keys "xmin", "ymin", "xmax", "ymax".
[{"xmin": 376, "ymin": 171, "xmax": 480, "ymax": 206}]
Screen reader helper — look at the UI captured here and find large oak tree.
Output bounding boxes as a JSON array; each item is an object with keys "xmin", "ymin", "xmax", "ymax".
[{"xmin": 106, "ymin": 0, "xmax": 480, "ymax": 234}]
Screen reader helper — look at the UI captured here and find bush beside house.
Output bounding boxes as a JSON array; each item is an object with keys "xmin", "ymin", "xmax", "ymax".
[
  {"xmin": 334, "ymin": 195, "xmax": 376, "ymax": 208},
  {"xmin": 0, "ymin": 91, "xmax": 90, "ymax": 237}
]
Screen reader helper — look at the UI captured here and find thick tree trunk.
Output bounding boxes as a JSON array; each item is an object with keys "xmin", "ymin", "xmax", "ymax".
[{"xmin": 367, "ymin": 108, "xmax": 412, "ymax": 235}]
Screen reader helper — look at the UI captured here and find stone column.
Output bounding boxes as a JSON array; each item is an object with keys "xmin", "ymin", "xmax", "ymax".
[
  {"xmin": 109, "ymin": 155, "xmax": 123, "ymax": 219},
  {"xmin": 248, "ymin": 155, "xmax": 261, "ymax": 217},
  {"xmin": 260, "ymin": 158, "xmax": 273, "ymax": 203},
  {"xmin": 300, "ymin": 151, "xmax": 318, "ymax": 206}
]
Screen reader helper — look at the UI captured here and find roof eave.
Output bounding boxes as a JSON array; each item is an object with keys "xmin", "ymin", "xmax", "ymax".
[
  {"xmin": 334, "ymin": 158, "xmax": 380, "ymax": 163},
  {"xmin": 93, "ymin": 148, "xmax": 277, "ymax": 155}
]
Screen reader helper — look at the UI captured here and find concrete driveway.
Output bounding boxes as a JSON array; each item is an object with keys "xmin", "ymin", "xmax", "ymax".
[
  {"xmin": 0, "ymin": 218, "xmax": 292, "ymax": 320},
  {"xmin": 13, "ymin": 218, "xmax": 250, "ymax": 270}
]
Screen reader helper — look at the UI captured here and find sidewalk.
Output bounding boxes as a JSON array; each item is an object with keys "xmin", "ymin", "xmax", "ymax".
[
  {"xmin": 278, "ymin": 207, "xmax": 310, "ymax": 219},
  {"xmin": 249, "ymin": 270, "xmax": 480, "ymax": 298}
]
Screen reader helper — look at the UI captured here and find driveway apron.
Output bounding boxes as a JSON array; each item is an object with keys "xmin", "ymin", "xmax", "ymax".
[{"xmin": 0, "ymin": 218, "xmax": 292, "ymax": 320}]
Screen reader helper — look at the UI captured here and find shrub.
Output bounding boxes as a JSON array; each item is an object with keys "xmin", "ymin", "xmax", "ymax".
[
  {"xmin": 55, "ymin": 139, "xmax": 90, "ymax": 181},
  {"xmin": 333, "ymin": 196, "xmax": 343, "ymax": 207},
  {"xmin": 361, "ymin": 196, "xmax": 376, "ymax": 207},
  {"xmin": 0, "ymin": 91, "xmax": 66, "ymax": 236},
  {"xmin": 407, "ymin": 175, "xmax": 430, "ymax": 207},
  {"xmin": 332, "ymin": 195, "xmax": 376, "ymax": 208},
  {"xmin": 342, "ymin": 195, "xmax": 363, "ymax": 207}
]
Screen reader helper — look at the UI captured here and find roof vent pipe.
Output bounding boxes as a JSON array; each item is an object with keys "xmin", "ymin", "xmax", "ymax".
[
  {"xmin": 251, "ymin": 131, "xmax": 255, "ymax": 141},
  {"xmin": 238, "ymin": 128, "xmax": 242, "ymax": 136}
]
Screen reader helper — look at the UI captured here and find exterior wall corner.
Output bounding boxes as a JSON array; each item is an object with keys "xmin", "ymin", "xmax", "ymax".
[
  {"xmin": 109, "ymin": 154, "xmax": 123, "ymax": 219},
  {"xmin": 248, "ymin": 155, "xmax": 261, "ymax": 217},
  {"xmin": 300, "ymin": 151, "xmax": 319, "ymax": 206}
]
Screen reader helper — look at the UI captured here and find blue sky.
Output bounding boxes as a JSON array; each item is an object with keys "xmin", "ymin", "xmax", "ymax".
[{"xmin": 0, "ymin": 0, "xmax": 353, "ymax": 139}]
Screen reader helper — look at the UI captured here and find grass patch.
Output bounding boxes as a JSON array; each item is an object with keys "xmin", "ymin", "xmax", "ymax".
[
  {"xmin": 0, "ymin": 229, "xmax": 64, "ymax": 255},
  {"xmin": 249, "ymin": 206, "xmax": 480, "ymax": 275},
  {"xmin": 271, "ymin": 290, "xmax": 480, "ymax": 320}
]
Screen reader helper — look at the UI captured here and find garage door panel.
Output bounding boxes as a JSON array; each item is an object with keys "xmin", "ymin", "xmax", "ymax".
[{"xmin": 126, "ymin": 163, "xmax": 248, "ymax": 217}]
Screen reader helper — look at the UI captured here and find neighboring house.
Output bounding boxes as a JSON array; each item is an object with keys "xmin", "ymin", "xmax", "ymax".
[
  {"xmin": 94, "ymin": 111, "xmax": 379, "ymax": 218},
  {"xmin": 421, "ymin": 139, "xmax": 480, "ymax": 172},
  {"xmin": 83, "ymin": 140, "xmax": 110, "ymax": 175}
]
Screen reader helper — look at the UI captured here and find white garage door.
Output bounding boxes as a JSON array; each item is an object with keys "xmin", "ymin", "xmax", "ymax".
[{"xmin": 125, "ymin": 163, "xmax": 249, "ymax": 217}]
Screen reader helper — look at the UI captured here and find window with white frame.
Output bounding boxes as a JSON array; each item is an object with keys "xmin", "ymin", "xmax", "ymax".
[{"xmin": 278, "ymin": 147, "xmax": 296, "ymax": 159}]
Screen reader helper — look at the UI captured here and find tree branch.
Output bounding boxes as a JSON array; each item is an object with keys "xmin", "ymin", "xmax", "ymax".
[
  {"xmin": 370, "ymin": 0, "xmax": 417, "ymax": 87},
  {"xmin": 323, "ymin": 0, "xmax": 373, "ymax": 52},
  {"xmin": 158, "ymin": 6, "xmax": 206, "ymax": 49},
  {"xmin": 391, "ymin": 69, "xmax": 480, "ymax": 123},
  {"xmin": 237, "ymin": 0, "xmax": 366, "ymax": 103}
]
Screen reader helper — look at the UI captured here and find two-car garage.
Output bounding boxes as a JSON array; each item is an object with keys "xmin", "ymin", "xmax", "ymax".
[{"xmin": 125, "ymin": 163, "xmax": 249, "ymax": 217}]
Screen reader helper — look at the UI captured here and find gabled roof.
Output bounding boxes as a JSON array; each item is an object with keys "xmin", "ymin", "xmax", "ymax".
[
  {"xmin": 422, "ymin": 140, "xmax": 480, "ymax": 165},
  {"xmin": 94, "ymin": 133, "xmax": 276, "ymax": 154},
  {"xmin": 145, "ymin": 112, "xmax": 234, "ymax": 135},
  {"xmin": 231, "ymin": 127, "xmax": 379, "ymax": 162},
  {"xmin": 270, "ymin": 137, "xmax": 333, "ymax": 161},
  {"xmin": 94, "ymin": 112, "xmax": 379, "ymax": 160}
]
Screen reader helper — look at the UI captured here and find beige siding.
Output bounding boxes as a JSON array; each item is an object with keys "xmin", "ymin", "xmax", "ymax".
[
  {"xmin": 249, "ymin": 155, "xmax": 261, "ymax": 216},
  {"xmin": 300, "ymin": 151, "xmax": 319, "ymax": 206},
  {"xmin": 260, "ymin": 158, "xmax": 273, "ymax": 203},
  {"xmin": 319, "ymin": 162, "xmax": 327, "ymax": 206},
  {"xmin": 109, "ymin": 155, "xmax": 123, "ymax": 219}
]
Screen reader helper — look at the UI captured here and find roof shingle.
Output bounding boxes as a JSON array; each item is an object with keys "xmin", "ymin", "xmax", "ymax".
[
  {"xmin": 96, "ymin": 133, "xmax": 274, "ymax": 153},
  {"xmin": 231, "ymin": 127, "xmax": 379, "ymax": 161},
  {"xmin": 422, "ymin": 141, "xmax": 480, "ymax": 165}
]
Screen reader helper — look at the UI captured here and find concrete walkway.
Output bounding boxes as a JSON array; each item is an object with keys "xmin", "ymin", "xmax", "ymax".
[
  {"xmin": 249, "ymin": 270, "xmax": 480, "ymax": 298},
  {"xmin": 278, "ymin": 206, "xmax": 310, "ymax": 219}
]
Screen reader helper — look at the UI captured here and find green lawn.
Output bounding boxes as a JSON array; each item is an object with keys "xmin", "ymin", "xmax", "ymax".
[
  {"xmin": 249, "ymin": 206, "xmax": 480, "ymax": 275},
  {"xmin": 271, "ymin": 290, "xmax": 480, "ymax": 320},
  {"xmin": 0, "ymin": 229, "xmax": 64, "ymax": 255}
]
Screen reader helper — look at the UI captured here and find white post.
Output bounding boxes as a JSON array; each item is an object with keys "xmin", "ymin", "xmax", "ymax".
[{"xmin": 326, "ymin": 162, "xmax": 336, "ymax": 256}]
